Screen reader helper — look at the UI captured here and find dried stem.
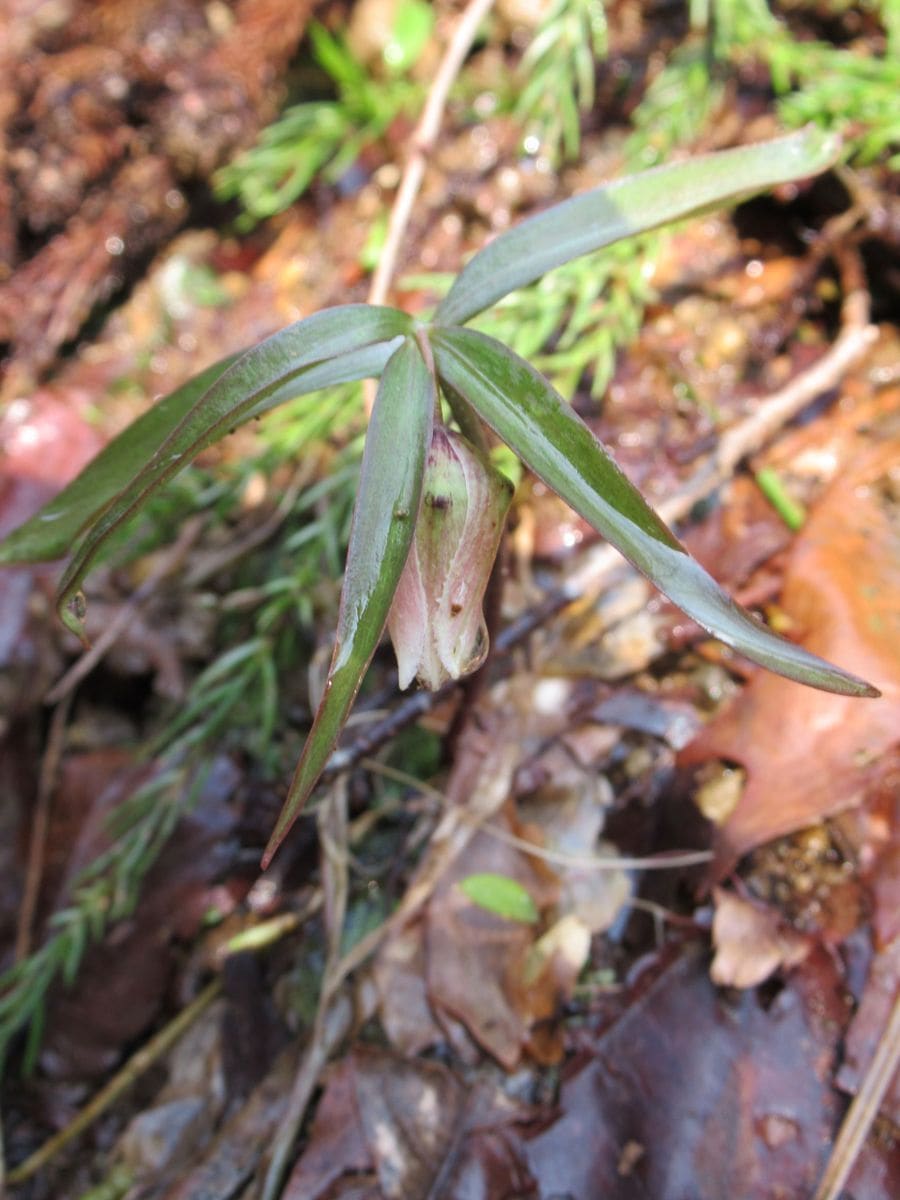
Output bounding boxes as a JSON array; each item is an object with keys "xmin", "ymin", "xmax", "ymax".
[
  {"xmin": 367, "ymin": 0, "xmax": 495, "ymax": 310},
  {"xmin": 364, "ymin": 0, "xmax": 495, "ymax": 412},
  {"xmin": 15, "ymin": 693, "xmax": 72, "ymax": 961},
  {"xmin": 813, "ymin": 988, "xmax": 900, "ymax": 1200},
  {"xmin": 5, "ymin": 980, "xmax": 221, "ymax": 1187}
]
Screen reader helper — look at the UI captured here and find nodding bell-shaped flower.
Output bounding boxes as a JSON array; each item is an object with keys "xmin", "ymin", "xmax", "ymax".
[{"xmin": 387, "ymin": 426, "xmax": 514, "ymax": 691}]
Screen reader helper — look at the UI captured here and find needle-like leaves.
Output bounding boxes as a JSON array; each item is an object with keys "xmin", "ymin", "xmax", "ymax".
[
  {"xmin": 261, "ymin": 337, "xmax": 434, "ymax": 866},
  {"xmin": 44, "ymin": 305, "xmax": 412, "ymax": 636},
  {"xmin": 435, "ymin": 127, "xmax": 841, "ymax": 327},
  {"xmin": 431, "ymin": 326, "xmax": 879, "ymax": 698}
]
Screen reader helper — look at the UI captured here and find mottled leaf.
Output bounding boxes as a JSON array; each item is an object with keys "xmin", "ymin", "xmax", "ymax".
[{"xmin": 436, "ymin": 128, "xmax": 840, "ymax": 326}]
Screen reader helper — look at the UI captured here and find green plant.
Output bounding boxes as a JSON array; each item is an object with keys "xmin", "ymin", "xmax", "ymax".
[
  {"xmin": 0, "ymin": 130, "xmax": 879, "ymax": 882},
  {"xmin": 0, "ymin": 391, "xmax": 370, "ymax": 1063},
  {"xmin": 514, "ymin": 0, "xmax": 608, "ymax": 163},
  {"xmin": 214, "ymin": 15, "xmax": 429, "ymax": 226},
  {"xmin": 711, "ymin": 0, "xmax": 900, "ymax": 166}
]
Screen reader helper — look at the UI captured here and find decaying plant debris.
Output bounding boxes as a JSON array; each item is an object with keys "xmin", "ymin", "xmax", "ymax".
[{"xmin": 1, "ymin": 1, "xmax": 899, "ymax": 1198}]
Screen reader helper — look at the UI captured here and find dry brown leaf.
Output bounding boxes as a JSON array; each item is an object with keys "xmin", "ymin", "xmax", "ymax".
[
  {"xmin": 286, "ymin": 1048, "xmax": 537, "ymax": 1200},
  {"xmin": 681, "ymin": 437, "xmax": 900, "ymax": 874},
  {"xmin": 425, "ymin": 806, "xmax": 559, "ymax": 1069},
  {"xmin": 373, "ymin": 922, "xmax": 445, "ymax": 1057}
]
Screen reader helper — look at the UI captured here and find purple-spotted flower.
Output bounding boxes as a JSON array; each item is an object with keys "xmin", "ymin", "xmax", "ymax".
[{"xmin": 387, "ymin": 426, "xmax": 514, "ymax": 690}]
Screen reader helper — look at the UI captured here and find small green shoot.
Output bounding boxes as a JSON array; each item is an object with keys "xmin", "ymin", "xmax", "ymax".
[
  {"xmin": 459, "ymin": 874, "xmax": 540, "ymax": 924},
  {"xmin": 756, "ymin": 467, "xmax": 806, "ymax": 531}
]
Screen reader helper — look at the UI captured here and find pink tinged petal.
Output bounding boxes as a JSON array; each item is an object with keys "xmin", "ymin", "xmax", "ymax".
[{"xmin": 387, "ymin": 427, "xmax": 513, "ymax": 691}]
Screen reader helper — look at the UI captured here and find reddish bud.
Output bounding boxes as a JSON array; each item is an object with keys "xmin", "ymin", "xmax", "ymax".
[{"xmin": 388, "ymin": 427, "xmax": 513, "ymax": 690}]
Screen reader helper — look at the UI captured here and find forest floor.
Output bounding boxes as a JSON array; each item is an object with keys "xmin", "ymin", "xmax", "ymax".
[{"xmin": 0, "ymin": 1, "xmax": 898, "ymax": 1198}]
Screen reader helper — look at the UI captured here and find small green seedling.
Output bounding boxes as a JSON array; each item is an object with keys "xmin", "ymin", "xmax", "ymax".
[
  {"xmin": 459, "ymin": 874, "xmax": 540, "ymax": 924},
  {"xmin": 0, "ymin": 129, "xmax": 879, "ymax": 868}
]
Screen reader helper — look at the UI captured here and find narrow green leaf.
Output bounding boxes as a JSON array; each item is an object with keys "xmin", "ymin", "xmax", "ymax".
[
  {"xmin": 432, "ymin": 327, "xmax": 879, "ymax": 698},
  {"xmin": 1, "ymin": 324, "xmax": 407, "ymax": 569},
  {"xmin": 262, "ymin": 338, "xmax": 434, "ymax": 866},
  {"xmin": 0, "ymin": 355, "xmax": 237, "ymax": 564},
  {"xmin": 755, "ymin": 467, "xmax": 806, "ymax": 531},
  {"xmin": 459, "ymin": 873, "xmax": 539, "ymax": 924},
  {"xmin": 435, "ymin": 127, "xmax": 841, "ymax": 326},
  {"xmin": 47, "ymin": 306, "xmax": 411, "ymax": 633}
]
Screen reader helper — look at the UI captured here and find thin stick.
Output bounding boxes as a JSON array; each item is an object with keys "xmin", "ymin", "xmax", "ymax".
[
  {"xmin": 15, "ymin": 692, "xmax": 72, "ymax": 961},
  {"xmin": 260, "ymin": 782, "xmax": 352, "ymax": 1200},
  {"xmin": 565, "ymin": 249, "xmax": 876, "ymax": 598},
  {"xmin": 364, "ymin": 0, "xmax": 495, "ymax": 414},
  {"xmin": 367, "ymin": 0, "xmax": 495, "ymax": 310},
  {"xmin": 478, "ymin": 821, "xmax": 712, "ymax": 871},
  {"xmin": 5, "ymin": 979, "xmax": 221, "ymax": 1187},
  {"xmin": 813, "ymin": 988, "xmax": 900, "ymax": 1200},
  {"xmin": 260, "ymin": 725, "xmax": 515, "ymax": 1199}
]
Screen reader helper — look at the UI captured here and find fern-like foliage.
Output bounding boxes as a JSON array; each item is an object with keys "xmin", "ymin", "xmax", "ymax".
[{"xmin": 514, "ymin": 0, "xmax": 608, "ymax": 162}]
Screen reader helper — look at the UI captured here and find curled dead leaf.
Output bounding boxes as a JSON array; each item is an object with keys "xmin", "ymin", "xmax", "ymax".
[{"xmin": 710, "ymin": 887, "xmax": 809, "ymax": 989}]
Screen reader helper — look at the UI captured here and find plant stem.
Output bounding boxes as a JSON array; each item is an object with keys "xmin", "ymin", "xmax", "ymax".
[{"xmin": 5, "ymin": 980, "xmax": 221, "ymax": 1187}]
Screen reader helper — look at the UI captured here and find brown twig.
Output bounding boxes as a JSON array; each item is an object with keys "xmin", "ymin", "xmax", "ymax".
[
  {"xmin": 367, "ymin": 0, "xmax": 495, "ymax": 310},
  {"xmin": 364, "ymin": 0, "xmax": 496, "ymax": 413},
  {"xmin": 260, "ymin": 780, "xmax": 353, "ymax": 1200},
  {"xmin": 14, "ymin": 692, "xmax": 72, "ymax": 962},
  {"xmin": 566, "ymin": 245, "xmax": 876, "ymax": 599},
  {"xmin": 260, "ymin": 719, "xmax": 517, "ymax": 1199},
  {"xmin": 5, "ymin": 979, "xmax": 221, "ymax": 1187},
  {"xmin": 813, "ymin": 988, "xmax": 900, "ymax": 1200}
]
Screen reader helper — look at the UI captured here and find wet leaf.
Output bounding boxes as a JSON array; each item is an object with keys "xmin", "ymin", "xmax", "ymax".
[
  {"xmin": 283, "ymin": 1059, "xmax": 373, "ymax": 1200},
  {"xmin": 262, "ymin": 337, "xmax": 433, "ymax": 865},
  {"xmin": 523, "ymin": 947, "xmax": 846, "ymax": 1199},
  {"xmin": 286, "ymin": 1048, "xmax": 537, "ymax": 1200},
  {"xmin": 164, "ymin": 1046, "xmax": 300, "ymax": 1200},
  {"xmin": 459, "ymin": 873, "xmax": 540, "ymax": 924},
  {"xmin": 39, "ymin": 756, "xmax": 240, "ymax": 1080},
  {"xmin": 435, "ymin": 128, "xmax": 840, "ymax": 326},
  {"xmin": 431, "ymin": 326, "xmax": 877, "ymax": 697}
]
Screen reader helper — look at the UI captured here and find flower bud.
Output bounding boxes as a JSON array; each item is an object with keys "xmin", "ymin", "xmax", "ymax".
[{"xmin": 388, "ymin": 426, "xmax": 514, "ymax": 690}]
